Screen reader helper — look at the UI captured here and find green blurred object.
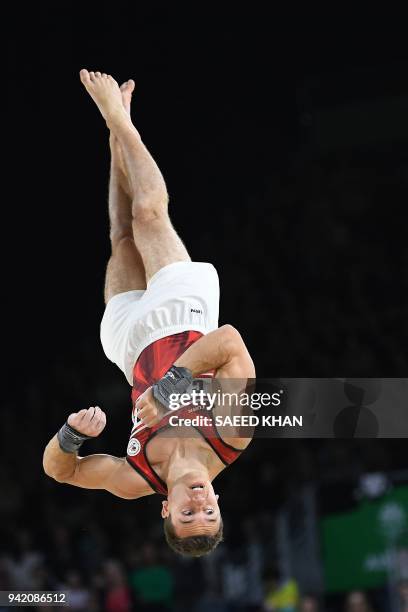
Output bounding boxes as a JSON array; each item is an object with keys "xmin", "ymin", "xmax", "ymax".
[
  {"xmin": 264, "ymin": 577, "xmax": 299, "ymax": 611},
  {"xmin": 322, "ymin": 485, "xmax": 408, "ymax": 592},
  {"xmin": 130, "ymin": 564, "xmax": 173, "ymax": 605}
]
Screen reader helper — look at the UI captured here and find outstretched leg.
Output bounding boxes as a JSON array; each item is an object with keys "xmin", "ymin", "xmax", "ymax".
[
  {"xmin": 80, "ymin": 69, "xmax": 190, "ymax": 282},
  {"xmin": 104, "ymin": 80, "xmax": 146, "ymax": 303}
]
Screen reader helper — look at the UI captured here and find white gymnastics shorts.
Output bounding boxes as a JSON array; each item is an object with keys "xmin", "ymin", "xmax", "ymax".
[{"xmin": 100, "ymin": 261, "xmax": 220, "ymax": 385}]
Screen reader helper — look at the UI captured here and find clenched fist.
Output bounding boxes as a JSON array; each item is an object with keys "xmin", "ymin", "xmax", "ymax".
[
  {"xmin": 67, "ymin": 406, "xmax": 106, "ymax": 437},
  {"xmin": 135, "ymin": 387, "xmax": 167, "ymax": 428}
]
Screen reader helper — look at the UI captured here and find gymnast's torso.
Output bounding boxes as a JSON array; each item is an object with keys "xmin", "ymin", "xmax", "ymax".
[{"xmin": 117, "ymin": 331, "xmax": 252, "ymax": 498}]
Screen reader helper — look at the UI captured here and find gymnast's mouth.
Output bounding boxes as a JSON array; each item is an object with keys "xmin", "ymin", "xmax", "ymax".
[{"xmin": 190, "ymin": 484, "xmax": 205, "ymax": 490}]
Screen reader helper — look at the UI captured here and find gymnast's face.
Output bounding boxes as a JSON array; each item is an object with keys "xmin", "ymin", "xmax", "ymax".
[{"xmin": 162, "ymin": 480, "xmax": 220, "ymax": 537}]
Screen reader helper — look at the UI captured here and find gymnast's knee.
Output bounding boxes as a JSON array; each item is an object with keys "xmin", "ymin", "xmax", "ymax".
[
  {"xmin": 131, "ymin": 195, "xmax": 169, "ymax": 226},
  {"xmin": 110, "ymin": 233, "xmax": 135, "ymax": 256}
]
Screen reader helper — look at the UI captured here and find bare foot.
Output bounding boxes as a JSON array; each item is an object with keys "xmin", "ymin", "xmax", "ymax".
[
  {"xmin": 79, "ymin": 69, "xmax": 127, "ymax": 126},
  {"xmin": 120, "ymin": 80, "xmax": 135, "ymax": 115}
]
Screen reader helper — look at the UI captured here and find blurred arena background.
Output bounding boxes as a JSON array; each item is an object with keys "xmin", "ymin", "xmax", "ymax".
[{"xmin": 4, "ymin": 3, "xmax": 408, "ymax": 611}]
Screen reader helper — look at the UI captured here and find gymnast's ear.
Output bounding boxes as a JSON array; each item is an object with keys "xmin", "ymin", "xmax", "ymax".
[
  {"xmin": 216, "ymin": 494, "xmax": 219, "ymax": 501},
  {"xmin": 161, "ymin": 500, "xmax": 170, "ymax": 518}
]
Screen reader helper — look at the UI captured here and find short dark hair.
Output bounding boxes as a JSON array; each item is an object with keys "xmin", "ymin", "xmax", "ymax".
[{"xmin": 163, "ymin": 515, "xmax": 223, "ymax": 557}]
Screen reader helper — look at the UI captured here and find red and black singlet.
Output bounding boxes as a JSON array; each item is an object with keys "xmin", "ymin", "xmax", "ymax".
[{"xmin": 126, "ymin": 330, "xmax": 243, "ymax": 496}]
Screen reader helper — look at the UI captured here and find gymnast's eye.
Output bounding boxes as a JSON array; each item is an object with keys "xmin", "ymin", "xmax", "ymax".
[
  {"xmin": 182, "ymin": 510, "xmax": 192, "ymax": 516},
  {"xmin": 206, "ymin": 509, "xmax": 214, "ymax": 515}
]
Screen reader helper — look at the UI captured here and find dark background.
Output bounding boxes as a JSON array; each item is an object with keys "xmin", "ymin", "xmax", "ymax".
[{"xmin": 3, "ymin": 3, "xmax": 408, "ymax": 611}]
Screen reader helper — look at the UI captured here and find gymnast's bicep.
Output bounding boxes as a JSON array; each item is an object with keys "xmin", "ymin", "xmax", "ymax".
[{"xmin": 65, "ymin": 454, "xmax": 148, "ymax": 499}]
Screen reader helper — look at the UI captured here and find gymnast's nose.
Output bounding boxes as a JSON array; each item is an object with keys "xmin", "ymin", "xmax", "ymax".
[{"xmin": 190, "ymin": 488, "xmax": 206, "ymax": 502}]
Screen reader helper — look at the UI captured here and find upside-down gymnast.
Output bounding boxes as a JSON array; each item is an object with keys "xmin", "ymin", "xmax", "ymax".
[{"xmin": 43, "ymin": 69, "xmax": 255, "ymax": 557}]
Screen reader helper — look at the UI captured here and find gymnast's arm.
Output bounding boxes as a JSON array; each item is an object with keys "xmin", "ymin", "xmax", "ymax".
[
  {"xmin": 174, "ymin": 324, "xmax": 255, "ymax": 378},
  {"xmin": 42, "ymin": 408, "xmax": 149, "ymax": 499},
  {"xmin": 136, "ymin": 325, "xmax": 255, "ymax": 427}
]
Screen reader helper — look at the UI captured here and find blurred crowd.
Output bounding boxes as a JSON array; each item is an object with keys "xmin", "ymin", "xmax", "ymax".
[{"xmin": 1, "ymin": 523, "xmax": 407, "ymax": 612}]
